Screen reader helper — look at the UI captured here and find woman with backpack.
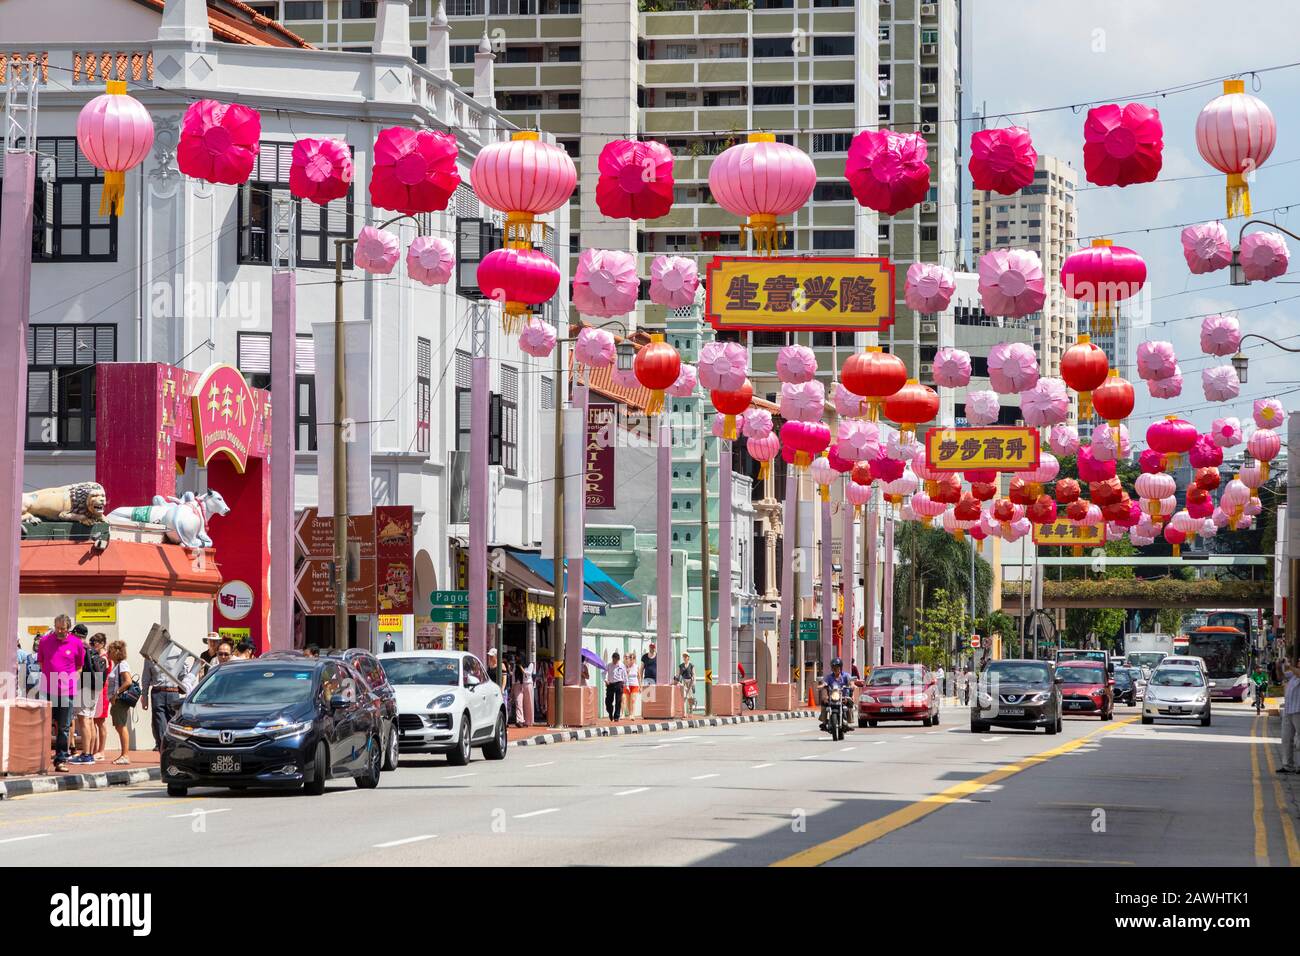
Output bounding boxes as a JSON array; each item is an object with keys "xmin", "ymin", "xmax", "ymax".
[{"xmin": 105, "ymin": 640, "xmax": 138, "ymax": 765}]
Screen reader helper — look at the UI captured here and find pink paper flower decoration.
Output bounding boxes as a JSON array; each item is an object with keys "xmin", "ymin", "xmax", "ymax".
[
  {"xmin": 574, "ymin": 326, "xmax": 616, "ymax": 369},
  {"xmin": 1188, "ymin": 434, "xmax": 1223, "ymax": 469},
  {"xmin": 1239, "ymin": 231, "xmax": 1290, "ymax": 282},
  {"xmin": 1077, "ymin": 444, "xmax": 1116, "ymax": 483},
  {"xmin": 1049, "ymin": 423, "xmax": 1080, "ymax": 458},
  {"xmin": 836, "ymin": 420, "xmax": 879, "ymax": 462},
  {"xmin": 595, "ymin": 139, "xmax": 674, "ymax": 220},
  {"xmin": 968, "ymin": 126, "xmax": 1037, "ymax": 195},
  {"xmin": 779, "ymin": 381, "xmax": 826, "ymax": 423},
  {"xmin": 1199, "ymin": 314, "xmax": 1241, "ymax": 356},
  {"xmin": 776, "ymin": 344, "xmax": 818, "ymax": 385},
  {"xmin": 1019, "ymin": 377, "xmax": 1069, "ymax": 428},
  {"xmin": 518, "ymin": 319, "xmax": 557, "ymax": 359},
  {"xmin": 904, "ymin": 262, "xmax": 957, "ymax": 313},
  {"xmin": 931, "ymin": 347, "xmax": 972, "ymax": 388},
  {"xmin": 885, "ymin": 429, "xmax": 921, "ymax": 462},
  {"xmin": 1090, "ymin": 423, "xmax": 1130, "ymax": 462},
  {"xmin": 371, "ymin": 127, "xmax": 460, "ymax": 215},
  {"xmin": 572, "ymin": 248, "xmax": 639, "ymax": 317},
  {"xmin": 176, "ymin": 100, "xmax": 260, "ymax": 186},
  {"xmin": 833, "ymin": 382, "xmax": 866, "ymax": 419},
  {"xmin": 611, "ymin": 364, "xmax": 640, "ymax": 391},
  {"xmin": 648, "ymin": 255, "xmax": 699, "ymax": 307},
  {"xmin": 1253, "ymin": 398, "xmax": 1286, "ymax": 429},
  {"xmin": 1082, "ymin": 103, "xmax": 1163, "ymax": 187},
  {"xmin": 987, "ymin": 341, "xmax": 1040, "ymax": 394},
  {"xmin": 354, "ymin": 226, "xmax": 399, "ymax": 274},
  {"xmin": 666, "ymin": 363, "xmax": 697, "ymax": 398},
  {"xmin": 1212, "ymin": 416, "xmax": 1244, "ymax": 447},
  {"xmin": 289, "ymin": 138, "xmax": 353, "ymax": 205},
  {"xmin": 1181, "ymin": 221, "xmax": 1232, "ymax": 274},
  {"xmin": 844, "ymin": 130, "xmax": 931, "ymax": 215},
  {"xmin": 964, "ymin": 389, "xmax": 1001, "ymax": 426},
  {"xmin": 1202, "ymin": 365, "xmax": 1241, "ymax": 403},
  {"xmin": 978, "ymin": 249, "xmax": 1047, "ymax": 318},
  {"xmin": 696, "ymin": 342, "xmax": 748, "ymax": 392},
  {"xmin": 1138, "ymin": 448, "xmax": 1165, "ymax": 474},
  {"xmin": 405, "ymin": 235, "xmax": 454, "ymax": 286},
  {"xmin": 872, "ymin": 455, "xmax": 906, "ymax": 484},
  {"xmin": 1136, "ymin": 340, "xmax": 1178, "ymax": 380},
  {"xmin": 741, "ymin": 407, "xmax": 773, "ymax": 439},
  {"xmin": 1147, "ymin": 369, "xmax": 1183, "ymax": 399},
  {"xmin": 710, "ymin": 413, "xmax": 728, "ymax": 438}
]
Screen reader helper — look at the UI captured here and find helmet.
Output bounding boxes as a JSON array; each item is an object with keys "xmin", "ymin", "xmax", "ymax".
[{"xmin": 831, "ymin": 657, "xmax": 843, "ymax": 669}]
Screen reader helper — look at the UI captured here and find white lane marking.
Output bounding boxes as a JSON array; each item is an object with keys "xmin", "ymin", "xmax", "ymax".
[
  {"xmin": 373, "ymin": 834, "xmax": 436, "ymax": 848},
  {"xmin": 168, "ymin": 808, "xmax": 232, "ymax": 819},
  {"xmin": 798, "ymin": 754, "xmax": 823, "ymax": 760},
  {"xmin": 982, "ymin": 736, "xmax": 1007, "ymax": 742},
  {"xmin": 839, "ymin": 746, "xmax": 856, "ymax": 752},
  {"xmin": 872, "ymin": 741, "xmax": 888, "ymax": 745},
  {"xmin": 690, "ymin": 773, "xmax": 720, "ymax": 780},
  {"xmin": 0, "ymin": 833, "xmax": 50, "ymax": 845},
  {"xmin": 525, "ymin": 761, "xmax": 555, "ymax": 768},
  {"xmin": 514, "ymin": 807, "xmax": 560, "ymax": 819},
  {"xmin": 751, "ymin": 763, "xmax": 774, "ymax": 769},
  {"xmin": 591, "ymin": 754, "xmax": 615, "ymax": 759},
  {"xmin": 900, "ymin": 735, "xmax": 915, "ymax": 740},
  {"xmin": 927, "ymin": 730, "xmax": 944, "ymax": 735},
  {"xmin": 615, "ymin": 787, "xmax": 650, "ymax": 796},
  {"xmin": 649, "ymin": 744, "xmax": 671, "ymax": 750},
  {"xmin": 445, "ymin": 772, "xmax": 477, "ymax": 779}
]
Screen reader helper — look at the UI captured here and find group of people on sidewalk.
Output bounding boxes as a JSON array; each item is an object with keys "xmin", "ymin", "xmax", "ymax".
[{"xmin": 600, "ymin": 644, "xmax": 698, "ymax": 721}]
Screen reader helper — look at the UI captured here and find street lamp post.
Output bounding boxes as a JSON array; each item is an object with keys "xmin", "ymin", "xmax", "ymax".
[
  {"xmin": 1230, "ymin": 220, "xmax": 1300, "ymax": 287},
  {"xmin": 1230, "ymin": 333, "xmax": 1300, "ymax": 385}
]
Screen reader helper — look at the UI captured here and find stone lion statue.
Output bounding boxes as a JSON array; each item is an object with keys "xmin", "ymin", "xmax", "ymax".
[{"xmin": 21, "ymin": 482, "xmax": 108, "ymax": 527}]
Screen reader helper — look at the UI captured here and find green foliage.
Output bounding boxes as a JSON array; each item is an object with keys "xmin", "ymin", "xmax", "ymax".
[
  {"xmin": 892, "ymin": 521, "xmax": 992, "ymax": 644},
  {"xmin": 916, "ymin": 588, "xmax": 967, "ymax": 668},
  {"xmin": 981, "ymin": 609, "xmax": 1017, "ymax": 653},
  {"xmin": 1156, "ymin": 606, "xmax": 1185, "ymax": 634}
]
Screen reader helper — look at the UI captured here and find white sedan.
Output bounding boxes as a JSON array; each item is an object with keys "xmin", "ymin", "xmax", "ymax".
[{"xmin": 376, "ymin": 651, "xmax": 508, "ymax": 765}]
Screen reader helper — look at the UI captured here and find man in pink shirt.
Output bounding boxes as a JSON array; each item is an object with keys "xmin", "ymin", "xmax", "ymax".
[{"xmin": 37, "ymin": 614, "xmax": 84, "ymax": 772}]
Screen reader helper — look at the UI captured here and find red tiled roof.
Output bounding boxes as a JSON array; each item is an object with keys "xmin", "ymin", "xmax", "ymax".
[{"xmin": 131, "ymin": 0, "xmax": 314, "ymax": 49}]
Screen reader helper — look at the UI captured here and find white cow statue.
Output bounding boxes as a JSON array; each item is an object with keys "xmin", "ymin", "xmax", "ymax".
[{"xmin": 106, "ymin": 489, "xmax": 231, "ymax": 548}]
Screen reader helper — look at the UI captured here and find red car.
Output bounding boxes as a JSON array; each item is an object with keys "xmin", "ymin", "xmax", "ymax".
[
  {"xmin": 1056, "ymin": 662, "xmax": 1114, "ymax": 719},
  {"xmin": 857, "ymin": 664, "xmax": 940, "ymax": 727}
]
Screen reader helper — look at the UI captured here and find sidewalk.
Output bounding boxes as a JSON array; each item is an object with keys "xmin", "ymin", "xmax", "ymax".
[
  {"xmin": 509, "ymin": 708, "xmax": 817, "ymax": 747},
  {"xmin": 0, "ymin": 750, "xmax": 160, "ymax": 799}
]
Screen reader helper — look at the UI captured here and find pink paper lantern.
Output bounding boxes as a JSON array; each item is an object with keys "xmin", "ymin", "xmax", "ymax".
[
  {"xmin": 931, "ymin": 347, "xmax": 972, "ymax": 389},
  {"xmin": 968, "ymin": 126, "xmax": 1036, "ymax": 195},
  {"xmin": 910, "ymin": 492, "xmax": 947, "ymax": 523},
  {"xmin": 1248, "ymin": 427, "xmax": 1282, "ymax": 465},
  {"xmin": 903, "ymin": 262, "xmax": 957, "ymax": 313},
  {"xmin": 595, "ymin": 139, "xmax": 674, "ymax": 220},
  {"xmin": 1019, "ymin": 377, "xmax": 1069, "ymax": 428},
  {"xmin": 666, "ymin": 363, "xmax": 698, "ymax": 399},
  {"xmin": 1077, "ymin": 444, "xmax": 1116, "ymax": 483},
  {"xmin": 779, "ymin": 381, "xmax": 826, "ymax": 423},
  {"xmin": 572, "ymin": 248, "xmax": 639, "ymax": 318},
  {"xmin": 354, "ymin": 226, "xmax": 400, "ymax": 275},
  {"xmin": 1146, "ymin": 369, "xmax": 1183, "ymax": 400},
  {"xmin": 1136, "ymin": 472, "xmax": 1176, "ymax": 502},
  {"xmin": 779, "ymin": 420, "xmax": 832, "ymax": 469},
  {"xmin": 471, "ymin": 132, "xmax": 576, "ymax": 232},
  {"xmin": 741, "ymin": 407, "xmax": 773, "ymax": 439},
  {"xmin": 1059, "ymin": 240, "xmax": 1147, "ymax": 335},
  {"xmin": 1136, "ymin": 340, "xmax": 1178, "ymax": 381},
  {"xmin": 289, "ymin": 138, "xmax": 353, "ymax": 205},
  {"xmin": 405, "ymin": 235, "xmax": 454, "ymax": 286},
  {"xmin": 477, "ymin": 247, "xmax": 561, "ymax": 328},
  {"xmin": 964, "ymin": 389, "xmax": 1001, "ymax": 426},
  {"xmin": 371, "ymin": 127, "xmax": 460, "ymax": 215},
  {"xmin": 844, "ymin": 129, "xmax": 931, "ymax": 215},
  {"xmin": 1020, "ymin": 452, "xmax": 1059, "ymax": 485},
  {"xmin": 987, "ymin": 341, "xmax": 1040, "ymax": 394},
  {"xmin": 176, "ymin": 99, "xmax": 259, "ymax": 186},
  {"xmin": 1253, "ymin": 398, "xmax": 1286, "ymax": 430},
  {"xmin": 978, "ymin": 249, "xmax": 1047, "ymax": 318},
  {"xmin": 518, "ymin": 319, "xmax": 557, "ymax": 359},
  {"xmin": 1212, "ymin": 416, "xmax": 1244, "ymax": 448},
  {"xmin": 747, "ymin": 432, "xmax": 781, "ymax": 479},
  {"xmin": 76, "ymin": 81, "xmax": 155, "ymax": 216},
  {"xmin": 574, "ymin": 326, "xmax": 616, "ymax": 369},
  {"xmin": 696, "ymin": 341, "xmax": 748, "ymax": 392},
  {"xmin": 1049, "ymin": 424, "xmax": 1080, "ymax": 458},
  {"xmin": 1239, "ymin": 231, "xmax": 1290, "ymax": 282},
  {"xmin": 708, "ymin": 133, "xmax": 816, "ymax": 253},
  {"xmin": 1202, "ymin": 365, "xmax": 1241, "ymax": 403},
  {"xmin": 1195, "ymin": 80, "xmax": 1277, "ymax": 218},
  {"xmin": 1181, "ymin": 221, "xmax": 1232, "ymax": 274},
  {"xmin": 845, "ymin": 481, "xmax": 873, "ymax": 510},
  {"xmin": 1200, "ymin": 314, "xmax": 1241, "ymax": 356},
  {"xmin": 1090, "ymin": 423, "xmax": 1130, "ymax": 462},
  {"xmin": 648, "ymin": 255, "xmax": 699, "ymax": 308},
  {"xmin": 1082, "ymin": 102, "xmax": 1163, "ymax": 187}
]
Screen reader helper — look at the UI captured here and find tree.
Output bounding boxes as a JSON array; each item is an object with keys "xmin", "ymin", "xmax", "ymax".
[
  {"xmin": 915, "ymin": 587, "xmax": 967, "ymax": 669},
  {"xmin": 981, "ymin": 609, "xmax": 1017, "ymax": 655},
  {"xmin": 892, "ymin": 521, "xmax": 992, "ymax": 644}
]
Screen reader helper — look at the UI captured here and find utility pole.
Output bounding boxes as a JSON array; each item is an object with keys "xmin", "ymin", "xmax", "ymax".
[
  {"xmin": 700, "ymin": 443, "xmax": 712, "ymax": 714},
  {"xmin": 793, "ymin": 473, "xmax": 803, "ymax": 700},
  {"xmin": 551, "ymin": 335, "xmax": 565, "ymax": 727},
  {"xmin": 332, "ymin": 239, "xmax": 349, "ymax": 647}
]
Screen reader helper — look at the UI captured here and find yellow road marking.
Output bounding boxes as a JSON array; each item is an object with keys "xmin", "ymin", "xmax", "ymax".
[
  {"xmin": 1259, "ymin": 716, "xmax": 1300, "ymax": 866},
  {"xmin": 772, "ymin": 716, "xmax": 1139, "ymax": 868},
  {"xmin": 0, "ymin": 794, "xmax": 204, "ymax": 830},
  {"xmin": 1250, "ymin": 717, "xmax": 1270, "ymax": 866},
  {"xmin": 970, "ymin": 855, "xmax": 1135, "ymax": 866}
]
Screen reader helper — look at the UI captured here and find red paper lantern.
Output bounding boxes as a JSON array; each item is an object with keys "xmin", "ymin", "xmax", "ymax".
[
  {"xmin": 1066, "ymin": 499, "xmax": 1090, "ymax": 522},
  {"xmin": 1082, "ymin": 102, "xmax": 1163, "ymax": 187},
  {"xmin": 841, "ymin": 346, "xmax": 907, "ymax": 420},
  {"xmin": 932, "ymin": 473, "xmax": 962, "ymax": 505},
  {"xmin": 851, "ymin": 461, "xmax": 874, "ymax": 486},
  {"xmin": 970, "ymin": 481, "xmax": 998, "ymax": 502},
  {"xmin": 633, "ymin": 334, "xmax": 681, "ymax": 417},
  {"xmin": 1008, "ymin": 476, "xmax": 1034, "ymax": 506},
  {"xmin": 1194, "ymin": 467, "xmax": 1221, "ymax": 491},
  {"xmin": 1089, "ymin": 477, "xmax": 1123, "ymax": 507},
  {"xmin": 1027, "ymin": 494, "xmax": 1058, "ymax": 525},
  {"xmin": 1054, "ymin": 478, "xmax": 1081, "ymax": 506},
  {"xmin": 371, "ymin": 126, "xmax": 460, "ymax": 215},
  {"xmin": 954, "ymin": 492, "xmax": 982, "ymax": 522},
  {"xmin": 1163, "ymin": 523, "xmax": 1187, "ymax": 557},
  {"xmin": 1060, "ymin": 334, "xmax": 1110, "ymax": 419},
  {"xmin": 177, "ymin": 99, "xmax": 260, "ymax": 186},
  {"xmin": 883, "ymin": 378, "xmax": 939, "ymax": 439},
  {"xmin": 711, "ymin": 379, "xmax": 754, "ymax": 440},
  {"xmin": 1091, "ymin": 369, "xmax": 1135, "ymax": 429}
]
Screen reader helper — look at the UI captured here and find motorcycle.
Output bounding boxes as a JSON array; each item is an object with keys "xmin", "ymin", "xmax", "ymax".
[
  {"xmin": 737, "ymin": 663, "xmax": 758, "ymax": 711},
  {"xmin": 824, "ymin": 684, "xmax": 853, "ymax": 741}
]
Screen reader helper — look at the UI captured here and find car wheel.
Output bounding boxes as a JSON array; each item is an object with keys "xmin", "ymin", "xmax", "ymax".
[
  {"xmin": 447, "ymin": 714, "xmax": 472, "ymax": 766},
  {"xmin": 483, "ymin": 711, "xmax": 508, "ymax": 760},
  {"xmin": 933, "ymin": 708, "xmax": 940, "ymax": 726},
  {"xmin": 303, "ymin": 742, "xmax": 328, "ymax": 796},
  {"xmin": 1141, "ymin": 715, "xmax": 1153, "ymax": 725},
  {"xmin": 970, "ymin": 720, "xmax": 988, "ymax": 733},
  {"xmin": 166, "ymin": 784, "xmax": 188, "ymax": 797},
  {"xmin": 857, "ymin": 718, "xmax": 869, "ymax": 728},
  {"xmin": 355, "ymin": 736, "xmax": 382, "ymax": 789},
  {"xmin": 867, "ymin": 720, "xmax": 877, "ymax": 727},
  {"xmin": 1201, "ymin": 709, "xmax": 1212, "ymax": 727},
  {"xmin": 921, "ymin": 714, "xmax": 932, "ymax": 727},
  {"xmin": 1045, "ymin": 718, "xmax": 1058, "ymax": 735},
  {"xmin": 381, "ymin": 724, "xmax": 399, "ymax": 772}
]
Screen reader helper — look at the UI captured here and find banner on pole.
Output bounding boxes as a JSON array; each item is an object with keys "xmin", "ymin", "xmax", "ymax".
[
  {"xmin": 312, "ymin": 321, "xmax": 373, "ymax": 517},
  {"xmin": 924, "ymin": 426, "xmax": 1040, "ymax": 472},
  {"xmin": 705, "ymin": 256, "xmax": 895, "ymax": 332},
  {"xmin": 1032, "ymin": 521, "xmax": 1104, "ymax": 547},
  {"xmin": 585, "ymin": 402, "xmax": 616, "ymax": 510}
]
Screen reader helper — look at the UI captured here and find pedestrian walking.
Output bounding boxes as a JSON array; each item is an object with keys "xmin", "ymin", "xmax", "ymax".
[
  {"xmin": 1278, "ymin": 658, "xmax": 1300, "ymax": 774},
  {"xmin": 89, "ymin": 633, "xmax": 110, "ymax": 761},
  {"xmin": 486, "ymin": 647, "xmax": 501, "ymax": 685},
  {"xmin": 511, "ymin": 655, "xmax": 532, "ymax": 728},
  {"xmin": 640, "ymin": 642, "xmax": 657, "ymax": 685},
  {"xmin": 234, "ymin": 640, "xmax": 254, "ymax": 660},
  {"xmin": 141, "ymin": 651, "xmax": 186, "ymax": 752},
  {"xmin": 935, "ymin": 665, "xmax": 946, "ymax": 699},
  {"xmin": 16, "ymin": 637, "xmax": 36, "ymax": 699},
  {"xmin": 69, "ymin": 624, "xmax": 101, "ymax": 764},
  {"xmin": 678, "ymin": 652, "xmax": 696, "ymax": 714},
  {"xmin": 23, "ymin": 634, "xmax": 42, "ymax": 698},
  {"xmin": 623, "ymin": 647, "xmax": 640, "ymax": 719},
  {"xmin": 605, "ymin": 651, "xmax": 627, "ymax": 721},
  {"xmin": 105, "ymin": 640, "xmax": 137, "ymax": 765},
  {"xmin": 37, "ymin": 614, "xmax": 84, "ymax": 772}
]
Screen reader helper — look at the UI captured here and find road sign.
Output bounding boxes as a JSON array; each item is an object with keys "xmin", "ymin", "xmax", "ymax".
[
  {"xmin": 705, "ymin": 669, "xmax": 713, "ymax": 685},
  {"xmin": 294, "ymin": 556, "xmax": 377, "ymax": 616},
  {"xmin": 429, "ymin": 606, "xmax": 499, "ymax": 624},
  {"xmin": 430, "ymin": 590, "xmax": 469, "ymax": 606},
  {"xmin": 793, "ymin": 619, "xmax": 820, "ymax": 641},
  {"xmin": 970, "ymin": 635, "xmax": 981, "ymax": 648},
  {"xmin": 756, "ymin": 609, "xmax": 779, "ymax": 630},
  {"xmin": 792, "ymin": 666, "xmax": 802, "ymax": 681},
  {"xmin": 554, "ymin": 661, "xmax": 565, "ymax": 680}
]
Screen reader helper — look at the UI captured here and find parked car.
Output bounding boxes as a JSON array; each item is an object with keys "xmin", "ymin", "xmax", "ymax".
[
  {"xmin": 376, "ymin": 650, "xmax": 508, "ymax": 764},
  {"xmin": 970, "ymin": 659, "xmax": 1062, "ymax": 734},
  {"xmin": 1143, "ymin": 665, "xmax": 1212, "ymax": 726},
  {"xmin": 1056, "ymin": 661, "xmax": 1114, "ymax": 720},
  {"xmin": 857, "ymin": 663, "xmax": 939, "ymax": 727},
  {"xmin": 324, "ymin": 648, "xmax": 400, "ymax": 771},
  {"xmin": 161, "ymin": 656, "xmax": 383, "ymax": 796}
]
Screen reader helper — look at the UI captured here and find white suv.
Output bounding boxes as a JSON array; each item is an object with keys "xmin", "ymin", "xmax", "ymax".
[{"xmin": 376, "ymin": 651, "xmax": 508, "ymax": 765}]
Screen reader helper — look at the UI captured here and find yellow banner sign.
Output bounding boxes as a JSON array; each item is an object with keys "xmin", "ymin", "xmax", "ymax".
[
  {"xmin": 925, "ymin": 426, "xmax": 1041, "ymax": 472},
  {"xmin": 378, "ymin": 614, "xmax": 404, "ymax": 633},
  {"xmin": 1032, "ymin": 521, "xmax": 1105, "ymax": 547},
  {"xmin": 218, "ymin": 627, "xmax": 250, "ymax": 640},
  {"xmin": 75, "ymin": 600, "xmax": 116, "ymax": 624},
  {"xmin": 705, "ymin": 256, "xmax": 895, "ymax": 332}
]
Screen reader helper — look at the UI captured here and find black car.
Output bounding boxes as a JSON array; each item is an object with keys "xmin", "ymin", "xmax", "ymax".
[
  {"xmin": 1112, "ymin": 668, "xmax": 1137, "ymax": 706},
  {"xmin": 970, "ymin": 659, "xmax": 1063, "ymax": 734},
  {"xmin": 161, "ymin": 657, "xmax": 383, "ymax": 796},
  {"xmin": 324, "ymin": 648, "xmax": 400, "ymax": 772}
]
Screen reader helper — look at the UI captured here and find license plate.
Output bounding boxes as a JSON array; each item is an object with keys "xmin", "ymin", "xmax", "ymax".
[
  {"xmin": 1168, "ymin": 706, "xmax": 1183, "ymax": 714},
  {"xmin": 1065, "ymin": 701, "xmax": 1088, "ymax": 709},
  {"xmin": 1000, "ymin": 707, "xmax": 1025, "ymax": 716},
  {"xmin": 209, "ymin": 755, "xmax": 241, "ymax": 774},
  {"xmin": 879, "ymin": 707, "xmax": 905, "ymax": 713}
]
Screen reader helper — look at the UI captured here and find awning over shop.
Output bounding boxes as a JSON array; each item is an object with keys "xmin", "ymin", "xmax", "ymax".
[{"xmin": 504, "ymin": 548, "xmax": 639, "ymax": 617}]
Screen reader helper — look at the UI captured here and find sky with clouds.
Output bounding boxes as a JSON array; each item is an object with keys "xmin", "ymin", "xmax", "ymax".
[{"xmin": 969, "ymin": 0, "xmax": 1300, "ymax": 437}]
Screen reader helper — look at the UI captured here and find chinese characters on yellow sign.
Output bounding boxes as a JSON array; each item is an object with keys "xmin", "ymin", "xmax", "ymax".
[
  {"xmin": 1033, "ymin": 522, "xmax": 1105, "ymax": 547},
  {"xmin": 705, "ymin": 257, "xmax": 896, "ymax": 332},
  {"xmin": 924, "ymin": 426, "xmax": 1040, "ymax": 472}
]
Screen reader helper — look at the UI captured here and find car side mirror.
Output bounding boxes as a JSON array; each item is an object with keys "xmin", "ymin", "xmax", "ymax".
[
  {"xmin": 465, "ymin": 674, "xmax": 481, "ymax": 690},
  {"xmin": 1053, "ymin": 676, "xmax": 1063, "ymax": 684},
  {"xmin": 329, "ymin": 694, "xmax": 349, "ymax": 711}
]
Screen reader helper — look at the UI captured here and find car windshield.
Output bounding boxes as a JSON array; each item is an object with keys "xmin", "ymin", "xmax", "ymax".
[
  {"xmin": 189, "ymin": 666, "xmax": 315, "ymax": 705},
  {"xmin": 868, "ymin": 668, "xmax": 920, "ymax": 686},
  {"xmin": 380, "ymin": 657, "xmax": 460, "ymax": 686},
  {"xmin": 1151, "ymin": 669, "xmax": 1205, "ymax": 687},
  {"xmin": 983, "ymin": 663, "xmax": 1051, "ymax": 685},
  {"xmin": 1056, "ymin": 665, "xmax": 1105, "ymax": 684},
  {"xmin": 1113, "ymin": 672, "xmax": 1133, "ymax": 686}
]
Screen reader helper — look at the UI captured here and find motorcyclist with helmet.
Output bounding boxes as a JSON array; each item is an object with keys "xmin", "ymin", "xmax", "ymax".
[{"xmin": 819, "ymin": 657, "xmax": 853, "ymax": 731}]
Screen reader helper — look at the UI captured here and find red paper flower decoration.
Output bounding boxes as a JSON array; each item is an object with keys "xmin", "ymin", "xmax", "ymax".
[
  {"xmin": 1082, "ymin": 103, "xmax": 1163, "ymax": 187},
  {"xmin": 289, "ymin": 138, "xmax": 353, "ymax": 205},
  {"xmin": 595, "ymin": 139, "xmax": 674, "ymax": 220},
  {"xmin": 177, "ymin": 100, "xmax": 260, "ymax": 186},
  {"xmin": 968, "ymin": 126, "xmax": 1036, "ymax": 195},
  {"xmin": 371, "ymin": 127, "xmax": 460, "ymax": 215},
  {"xmin": 844, "ymin": 130, "xmax": 931, "ymax": 215}
]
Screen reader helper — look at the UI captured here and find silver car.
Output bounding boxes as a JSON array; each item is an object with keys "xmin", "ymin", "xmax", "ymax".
[{"xmin": 1142, "ymin": 666, "xmax": 1211, "ymax": 726}]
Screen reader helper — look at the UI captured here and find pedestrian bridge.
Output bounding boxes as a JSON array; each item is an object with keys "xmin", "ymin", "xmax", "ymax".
[{"xmin": 1002, "ymin": 577, "xmax": 1272, "ymax": 609}]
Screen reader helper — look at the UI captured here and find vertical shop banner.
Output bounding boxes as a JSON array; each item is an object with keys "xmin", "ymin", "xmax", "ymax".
[
  {"xmin": 375, "ymin": 504, "xmax": 414, "ymax": 614},
  {"xmin": 585, "ymin": 402, "xmax": 616, "ymax": 510},
  {"xmin": 311, "ymin": 321, "xmax": 373, "ymax": 517}
]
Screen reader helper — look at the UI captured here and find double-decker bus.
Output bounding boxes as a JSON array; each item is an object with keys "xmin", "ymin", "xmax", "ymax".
[{"xmin": 1177, "ymin": 617, "xmax": 1252, "ymax": 701}]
